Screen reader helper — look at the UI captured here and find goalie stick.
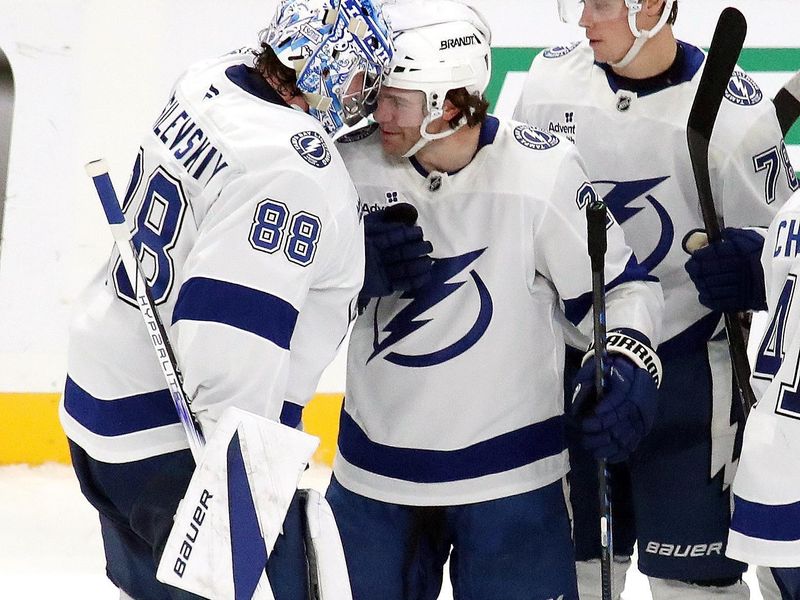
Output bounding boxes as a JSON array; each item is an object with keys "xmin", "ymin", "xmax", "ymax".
[
  {"xmin": 86, "ymin": 159, "xmax": 206, "ymax": 459},
  {"xmin": 773, "ymin": 70, "xmax": 800, "ymax": 137},
  {"xmin": 686, "ymin": 7, "xmax": 757, "ymax": 416},
  {"xmin": 586, "ymin": 199, "xmax": 613, "ymax": 600}
]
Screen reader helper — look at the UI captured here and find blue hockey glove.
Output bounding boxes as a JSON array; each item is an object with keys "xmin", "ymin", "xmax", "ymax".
[
  {"xmin": 360, "ymin": 203, "xmax": 433, "ymax": 302},
  {"xmin": 570, "ymin": 332, "xmax": 662, "ymax": 464},
  {"xmin": 684, "ymin": 227, "xmax": 767, "ymax": 312}
]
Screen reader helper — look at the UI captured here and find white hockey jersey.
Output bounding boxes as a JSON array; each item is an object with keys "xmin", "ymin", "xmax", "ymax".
[
  {"xmin": 60, "ymin": 51, "xmax": 364, "ymax": 464},
  {"xmin": 333, "ymin": 117, "xmax": 663, "ymax": 506},
  {"xmin": 514, "ymin": 41, "xmax": 794, "ymax": 354},
  {"xmin": 728, "ymin": 188, "xmax": 800, "ymax": 567}
]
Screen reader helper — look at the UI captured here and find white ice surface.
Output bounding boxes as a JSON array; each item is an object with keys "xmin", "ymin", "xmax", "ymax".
[{"xmin": 0, "ymin": 464, "xmax": 764, "ymax": 600}]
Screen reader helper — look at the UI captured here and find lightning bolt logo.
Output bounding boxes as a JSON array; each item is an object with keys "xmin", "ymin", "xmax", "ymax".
[
  {"xmin": 724, "ymin": 71, "xmax": 763, "ymax": 106},
  {"xmin": 595, "ymin": 177, "xmax": 674, "ymax": 273},
  {"xmin": 303, "ymin": 137, "xmax": 323, "ymax": 155},
  {"xmin": 290, "ymin": 131, "xmax": 331, "ymax": 168},
  {"xmin": 368, "ymin": 248, "xmax": 493, "ymax": 367}
]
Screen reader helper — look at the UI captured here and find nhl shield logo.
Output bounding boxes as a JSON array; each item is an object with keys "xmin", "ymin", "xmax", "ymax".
[
  {"xmin": 291, "ymin": 131, "xmax": 332, "ymax": 168},
  {"xmin": 724, "ymin": 71, "xmax": 763, "ymax": 106},
  {"xmin": 513, "ymin": 125, "xmax": 560, "ymax": 151}
]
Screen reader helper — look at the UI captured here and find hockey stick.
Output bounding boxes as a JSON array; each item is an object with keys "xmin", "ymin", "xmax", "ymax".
[
  {"xmin": 85, "ymin": 159, "xmax": 205, "ymax": 460},
  {"xmin": 773, "ymin": 70, "xmax": 800, "ymax": 137},
  {"xmin": 586, "ymin": 199, "xmax": 613, "ymax": 600},
  {"xmin": 686, "ymin": 7, "xmax": 757, "ymax": 416}
]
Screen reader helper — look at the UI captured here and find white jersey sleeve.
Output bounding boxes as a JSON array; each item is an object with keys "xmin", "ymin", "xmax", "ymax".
[
  {"xmin": 727, "ymin": 189, "xmax": 800, "ymax": 567},
  {"xmin": 536, "ymin": 144, "xmax": 663, "ymax": 346}
]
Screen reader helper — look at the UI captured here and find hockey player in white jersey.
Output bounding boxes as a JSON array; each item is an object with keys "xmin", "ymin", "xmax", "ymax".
[
  {"xmin": 725, "ymin": 188, "xmax": 800, "ymax": 599},
  {"xmin": 326, "ymin": 2, "xmax": 664, "ymax": 598},
  {"xmin": 59, "ymin": 1, "xmax": 391, "ymax": 598},
  {"xmin": 514, "ymin": 1, "xmax": 797, "ymax": 598}
]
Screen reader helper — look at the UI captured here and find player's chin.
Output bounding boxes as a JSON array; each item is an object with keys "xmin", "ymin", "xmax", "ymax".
[{"xmin": 380, "ymin": 133, "xmax": 408, "ymax": 157}]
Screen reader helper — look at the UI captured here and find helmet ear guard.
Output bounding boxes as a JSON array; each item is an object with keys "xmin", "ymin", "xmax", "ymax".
[
  {"xmin": 381, "ymin": 0, "xmax": 492, "ymax": 156},
  {"xmin": 611, "ymin": 0, "xmax": 675, "ymax": 68},
  {"xmin": 261, "ymin": 0, "xmax": 393, "ymax": 136}
]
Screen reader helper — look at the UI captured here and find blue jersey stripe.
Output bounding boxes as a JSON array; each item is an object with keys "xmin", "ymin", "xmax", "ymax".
[
  {"xmin": 337, "ymin": 410, "xmax": 566, "ymax": 483},
  {"xmin": 63, "ymin": 377, "xmax": 180, "ymax": 436},
  {"xmin": 563, "ymin": 255, "xmax": 655, "ymax": 325},
  {"xmin": 657, "ymin": 311, "xmax": 723, "ymax": 358},
  {"xmin": 731, "ymin": 494, "xmax": 800, "ymax": 542},
  {"xmin": 279, "ymin": 401, "xmax": 303, "ymax": 428},
  {"xmin": 173, "ymin": 277, "xmax": 298, "ymax": 349}
]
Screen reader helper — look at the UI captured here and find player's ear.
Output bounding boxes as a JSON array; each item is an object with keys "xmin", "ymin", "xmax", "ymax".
[
  {"xmin": 441, "ymin": 99, "xmax": 461, "ymax": 125},
  {"xmin": 642, "ymin": 0, "xmax": 667, "ymax": 18}
]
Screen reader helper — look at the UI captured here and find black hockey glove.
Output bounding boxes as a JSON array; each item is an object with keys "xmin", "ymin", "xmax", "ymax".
[
  {"xmin": 684, "ymin": 227, "xmax": 767, "ymax": 312},
  {"xmin": 359, "ymin": 203, "xmax": 433, "ymax": 304},
  {"xmin": 570, "ymin": 331, "xmax": 662, "ymax": 464}
]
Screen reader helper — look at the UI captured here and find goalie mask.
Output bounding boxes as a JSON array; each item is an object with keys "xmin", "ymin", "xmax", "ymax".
[
  {"xmin": 556, "ymin": 0, "xmax": 676, "ymax": 68},
  {"xmin": 262, "ymin": 0, "xmax": 393, "ymax": 136},
  {"xmin": 381, "ymin": 0, "xmax": 492, "ymax": 157}
]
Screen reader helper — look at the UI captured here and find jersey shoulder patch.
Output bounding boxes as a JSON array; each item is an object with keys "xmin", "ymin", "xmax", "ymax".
[
  {"xmin": 513, "ymin": 124, "xmax": 561, "ymax": 151},
  {"xmin": 337, "ymin": 122, "xmax": 379, "ymax": 144},
  {"xmin": 724, "ymin": 70, "xmax": 764, "ymax": 107},
  {"xmin": 290, "ymin": 130, "xmax": 332, "ymax": 168},
  {"xmin": 541, "ymin": 41, "xmax": 581, "ymax": 59}
]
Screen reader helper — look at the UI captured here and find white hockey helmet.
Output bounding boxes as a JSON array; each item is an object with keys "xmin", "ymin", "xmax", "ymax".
[
  {"xmin": 557, "ymin": 0, "xmax": 676, "ymax": 68},
  {"xmin": 381, "ymin": 0, "xmax": 492, "ymax": 156},
  {"xmin": 262, "ymin": 0, "xmax": 393, "ymax": 136}
]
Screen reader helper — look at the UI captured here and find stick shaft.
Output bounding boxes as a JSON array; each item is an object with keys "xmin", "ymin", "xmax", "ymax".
[
  {"xmin": 86, "ymin": 159, "xmax": 205, "ymax": 460},
  {"xmin": 587, "ymin": 199, "xmax": 613, "ymax": 600},
  {"xmin": 686, "ymin": 7, "xmax": 757, "ymax": 416}
]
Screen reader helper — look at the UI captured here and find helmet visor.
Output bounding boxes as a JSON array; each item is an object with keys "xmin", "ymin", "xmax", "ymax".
[{"xmin": 557, "ymin": 0, "xmax": 629, "ymax": 24}]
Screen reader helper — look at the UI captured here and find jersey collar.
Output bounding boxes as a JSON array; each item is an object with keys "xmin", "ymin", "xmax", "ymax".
[
  {"xmin": 225, "ymin": 64, "xmax": 290, "ymax": 107},
  {"xmin": 597, "ymin": 41, "xmax": 704, "ymax": 98},
  {"xmin": 409, "ymin": 115, "xmax": 501, "ymax": 178}
]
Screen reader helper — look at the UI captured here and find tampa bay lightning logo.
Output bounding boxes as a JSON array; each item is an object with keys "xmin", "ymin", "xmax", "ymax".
[
  {"xmin": 594, "ymin": 177, "xmax": 674, "ymax": 273},
  {"xmin": 514, "ymin": 125, "xmax": 560, "ymax": 151},
  {"xmin": 369, "ymin": 249, "xmax": 493, "ymax": 367},
  {"xmin": 543, "ymin": 41, "xmax": 580, "ymax": 59},
  {"xmin": 291, "ymin": 131, "xmax": 331, "ymax": 168},
  {"xmin": 724, "ymin": 71, "xmax": 763, "ymax": 106}
]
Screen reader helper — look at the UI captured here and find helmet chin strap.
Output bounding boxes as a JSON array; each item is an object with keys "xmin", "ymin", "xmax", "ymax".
[
  {"xmin": 402, "ymin": 108, "xmax": 465, "ymax": 158},
  {"xmin": 609, "ymin": 0, "xmax": 674, "ymax": 70}
]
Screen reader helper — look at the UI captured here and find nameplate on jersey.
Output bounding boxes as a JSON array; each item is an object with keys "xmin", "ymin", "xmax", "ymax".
[{"xmin": 152, "ymin": 95, "xmax": 230, "ymax": 187}]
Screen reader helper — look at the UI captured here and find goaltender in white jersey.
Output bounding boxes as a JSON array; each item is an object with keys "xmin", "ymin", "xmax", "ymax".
[
  {"xmin": 61, "ymin": 49, "xmax": 363, "ymax": 463},
  {"xmin": 57, "ymin": 1, "xmax": 394, "ymax": 596}
]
